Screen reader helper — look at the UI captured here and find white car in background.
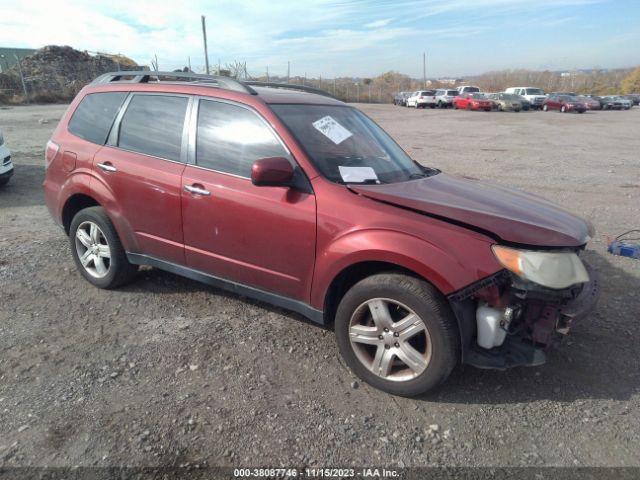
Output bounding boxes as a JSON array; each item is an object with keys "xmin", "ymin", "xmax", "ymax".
[
  {"xmin": 406, "ymin": 90, "xmax": 437, "ymax": 108},
  {"xmin": 0, "ymin": 129, "xmax": 13, "ymax": 186},
  {"xmin": 505, "ymin": 87, "xmax": 547, "ymax": 110}
]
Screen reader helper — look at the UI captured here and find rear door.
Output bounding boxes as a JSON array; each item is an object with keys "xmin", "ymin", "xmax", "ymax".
[
  {"xmin": 93, "ymin": 93, "xmax": 191, "ymax": 264},
  {"xmin": 181, "ymin": 98, "xmax": 316, "ymax": 301}
]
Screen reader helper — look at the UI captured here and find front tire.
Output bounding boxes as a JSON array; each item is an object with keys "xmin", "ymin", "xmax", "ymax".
[
  {"xmin": 69, "ymin": 206, "xmax": 138, "ymax": 289},
  {"xmin": 334, "ymin": 273, "xmax": 459, "ymax": 397}
]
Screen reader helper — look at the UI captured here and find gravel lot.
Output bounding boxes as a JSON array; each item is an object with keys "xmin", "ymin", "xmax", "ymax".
[{"xmin": 1, "ymin": 103, "xmax": 639, "ymax": 470}]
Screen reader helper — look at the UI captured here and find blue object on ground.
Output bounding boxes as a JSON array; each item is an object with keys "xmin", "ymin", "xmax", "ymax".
[{"xmin": 607, "ymin": 230, "xmax": 640, "ymax": 259}]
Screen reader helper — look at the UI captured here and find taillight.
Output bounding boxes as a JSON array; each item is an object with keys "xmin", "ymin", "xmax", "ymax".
[{"xmin": 45, "ymin": 140, "xmax": 60, "ymax": 170}]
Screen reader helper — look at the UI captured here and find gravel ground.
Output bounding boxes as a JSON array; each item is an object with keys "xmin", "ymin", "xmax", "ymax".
[{"xmin": 0, "ymin": 103, "xmax": 639, "ymax": 470}]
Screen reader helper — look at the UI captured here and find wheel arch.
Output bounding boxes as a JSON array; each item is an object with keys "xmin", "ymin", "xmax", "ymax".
[
  {"xmin": 62, "ymin": 193, "xmax": 101, "ymax": 234},
  {"xmin": 322, "ymin": 260, "xmax": 444, "ymax": 326}
]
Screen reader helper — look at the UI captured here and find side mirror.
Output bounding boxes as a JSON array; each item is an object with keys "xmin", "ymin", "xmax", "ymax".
[{"xmin": 251, "ymin": 157, "xmax": 294, "ymax": 187}]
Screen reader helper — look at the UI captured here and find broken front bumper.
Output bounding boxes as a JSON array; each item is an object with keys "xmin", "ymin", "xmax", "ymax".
[{"xmin": 448, "ymin": 264, "xmax": 599, "ymax": 370}]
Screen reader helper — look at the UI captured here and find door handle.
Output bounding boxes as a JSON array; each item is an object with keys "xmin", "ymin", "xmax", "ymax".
[
  {"xmin": 184, "ymin": 184, "xmax": 211, "ymax": 196},
  {"xmin": 97, "ymin": 162, "xmax": 117, "ymax": 172}
]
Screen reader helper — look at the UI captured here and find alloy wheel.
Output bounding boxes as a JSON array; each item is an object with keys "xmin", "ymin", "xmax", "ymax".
[
  {"xmin": 348, "ymin": 298, "xmax": 432, "ymax": 382},
  {"xmin": 75, "ymin": 221, "xmax": 111, "ymax": 278}
]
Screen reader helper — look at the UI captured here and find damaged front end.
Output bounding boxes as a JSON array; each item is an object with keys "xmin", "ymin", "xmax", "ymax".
[{"xmin": 448, "ymin": 250, "xmax": 599, "ymax": 370}]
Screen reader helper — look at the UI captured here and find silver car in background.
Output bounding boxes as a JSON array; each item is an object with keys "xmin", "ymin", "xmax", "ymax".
[{"xmin": 434, "ymin": 89, "xmax": 459, "ymax": 108}]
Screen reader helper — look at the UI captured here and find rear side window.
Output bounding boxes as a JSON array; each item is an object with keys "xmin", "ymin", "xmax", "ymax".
[
  {"xmin": 196, "ymin": 100, "xmax": 290, "ymax": 178},
  {"xmin": 68, "ymin": 92, "xmax": 127, "ymax": 145},
  {"xmin": 118, "ymin": 95, "xmax": 188, "ymax": 162}
]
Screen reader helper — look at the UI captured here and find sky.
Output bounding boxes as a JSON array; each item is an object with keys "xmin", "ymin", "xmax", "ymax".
[{"xmin": 0, "ymin": 0, "xmax": 638, "ymax": 79}]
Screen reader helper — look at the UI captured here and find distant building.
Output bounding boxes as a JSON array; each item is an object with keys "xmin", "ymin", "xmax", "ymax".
[
  {"xmin": 438, "ymin": 78, "xmax": 462, "ymax": 85},
  {"xmin": 0, "ymin": 47, "xmax": 37, "ymax": 73}
]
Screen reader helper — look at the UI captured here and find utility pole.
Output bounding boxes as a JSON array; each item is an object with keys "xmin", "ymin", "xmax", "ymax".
[
  {"xmin": 266, "ymin": 66, "xmax": 269, "ymax": 82},
  {"xmin": 14, "ymin": 54, "xmax": 28, "ymax": 98},
  {"xmin": 423, "ymin": 52, "xmax": 426, "ymax": 88},
  {"xmin": 188, "ymin": 56, "xmax": 191, "ymax": 72},
  {"xmin": 287, "ymin": 61, "xmax": 290, "ymax": 83},
  {"xmin": 201, "ymin": 15, "xmax": 210, "ymax": 75}
]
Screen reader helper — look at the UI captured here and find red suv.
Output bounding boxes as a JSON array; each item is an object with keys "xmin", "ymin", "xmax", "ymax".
[{"xmin": 44, "ymin": 71, "xmax": 598, "ymax": 396}]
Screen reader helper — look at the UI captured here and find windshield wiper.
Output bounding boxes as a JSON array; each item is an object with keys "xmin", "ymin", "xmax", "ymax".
[{"xmin": 344, "ymin": 178, "xmax": 385, "ymax": 185}]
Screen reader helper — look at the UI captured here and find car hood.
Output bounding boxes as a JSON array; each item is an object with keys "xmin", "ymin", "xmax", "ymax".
[{"xmin": 349, "ymin": 173, "xmax": 592, "ymax": 247}]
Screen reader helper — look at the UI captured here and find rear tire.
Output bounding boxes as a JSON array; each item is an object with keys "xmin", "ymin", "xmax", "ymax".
[
  {"xmin": 69, "ymin": 207, "xmax": 138, "ymax": 289},
  {"xmin": 334, "ymin": 273, "xmax": 459, "ymax": 397}
]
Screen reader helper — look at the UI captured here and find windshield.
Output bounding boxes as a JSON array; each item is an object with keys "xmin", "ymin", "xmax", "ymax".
[
  {"xmin": 446, "ymin": 90, "xmax": 458, "ymax": 96},
  {"xmin": 525, "ymin": 88, "xmax": 544, "ymax": 95},
  {"xmin": 271, "ymin": 104, "xmax": 430, "ymax": 184}
]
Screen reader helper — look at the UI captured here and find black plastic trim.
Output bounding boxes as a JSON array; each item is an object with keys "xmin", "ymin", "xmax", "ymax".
[{"xmin": 126, "ymin": 253, "xmax": 325, "ymax": 324}]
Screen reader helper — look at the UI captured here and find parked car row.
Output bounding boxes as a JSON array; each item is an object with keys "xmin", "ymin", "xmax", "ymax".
[{"xmin": 394, "ymin": 86, "xmax": 638, "ymax": 114}]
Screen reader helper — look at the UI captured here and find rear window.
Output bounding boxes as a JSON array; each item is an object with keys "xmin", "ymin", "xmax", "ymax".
[
  {"xmin": 525, "ymin": 88, "xmax": 544, "ymax": 95},
  {"xmin": 447, "ymin": 90, "xmax": 458, "ymax": 96},
  {"xmin": 118, "ymin": 94, "xmax": 189, "ymax": 162},
  {"xmin": 68, "ymin": 92, "xmax": 127, "ymax": 145}
]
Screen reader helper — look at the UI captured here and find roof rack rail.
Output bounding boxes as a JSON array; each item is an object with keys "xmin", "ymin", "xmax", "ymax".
[
  {"xmin": 242, "ymin": 81, "xmax": 338, "ymax": 100},
  {"xmin": 91, "ymin": 72, "xmax": 339, "ymax": 100},
  {"xmin": 91, "ymin": 71, "xmax": 256, "ymax": 95}
]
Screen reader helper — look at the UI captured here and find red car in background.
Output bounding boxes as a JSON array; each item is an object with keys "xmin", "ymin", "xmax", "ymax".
[
  {"xmin": 453, "ymin": 93, "xmax": 493, "ymax": 112},
  {"xmin": 575, "ymin": 95, "xmax": 601, "ymax": 110},
  {"xmin": 543, "ymin": 94, "xmax": 587, "ymax": 113}
]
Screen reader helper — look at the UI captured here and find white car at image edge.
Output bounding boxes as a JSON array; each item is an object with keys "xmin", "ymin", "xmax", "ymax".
[{"xmin": 0, "ymin": 129, "xmax": 13, "ymax": 186}]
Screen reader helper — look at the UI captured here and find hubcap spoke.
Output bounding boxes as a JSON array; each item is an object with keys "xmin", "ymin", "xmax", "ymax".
[
  {"xmin": 89, "ymin": 223, "xmax": 100, "ymax": 243},
  {"xmin": 398, "ymin": 322, "xmax": 426, "ymax": 342},
  {"xmin": 96, "ymin": 244, "xmax": 111, "ymax": 259},
  {"xmin": 349, "ymin": 325, "xmax": 383, "ymax": 346},
  {"xmin": 393, "ymin": 313, "xmax": 420, "ymax": 333},
  {"xmin": 372, "ymin": 346, "xmax": 394, "ymax": 378},
  {"xmin": 396, "ymin": 342, "xmax": 428, "ymax": 374},
  {"xmin": 93, "ymin": 256, "xmax": 107, "ymax": 276},
  {"xmin": 367, "ymin": 300, "xmax": 393, "ymax": 330},
  {"xmin": 76, "ymin": 229, "xmax": 92, "ymax": 248},
  {"xmin": 79, "ymin": 250, "xmax": 93, "ymax": 267}
]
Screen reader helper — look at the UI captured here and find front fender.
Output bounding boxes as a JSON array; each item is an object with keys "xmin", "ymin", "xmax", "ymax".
[{"xmin": 310, "ymin": 228, "xmax": 502, "ymax": 309}]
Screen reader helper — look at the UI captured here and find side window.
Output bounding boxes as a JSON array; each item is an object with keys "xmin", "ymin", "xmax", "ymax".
[
  {"xmin": 68, "ymin": 92, "xmax": 127, "ymax": 145},
  {"xmin": 118, "ymin": 95, "xmax": 189, "ymax": 162},
  {"xmin": 196, "ymin": 100, "xmax": 290, "ymax": 178}
]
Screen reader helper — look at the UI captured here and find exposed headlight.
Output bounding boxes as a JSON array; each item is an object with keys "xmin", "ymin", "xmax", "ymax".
[{"xmin": 492, "ymin": 245, "xmax": 589, "ymax": 289}]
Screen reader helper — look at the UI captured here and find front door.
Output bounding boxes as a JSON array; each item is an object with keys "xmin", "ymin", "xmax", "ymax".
[{"xmin": 181, "ymin": 99, "xmax": 316, "ymax": 301}]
